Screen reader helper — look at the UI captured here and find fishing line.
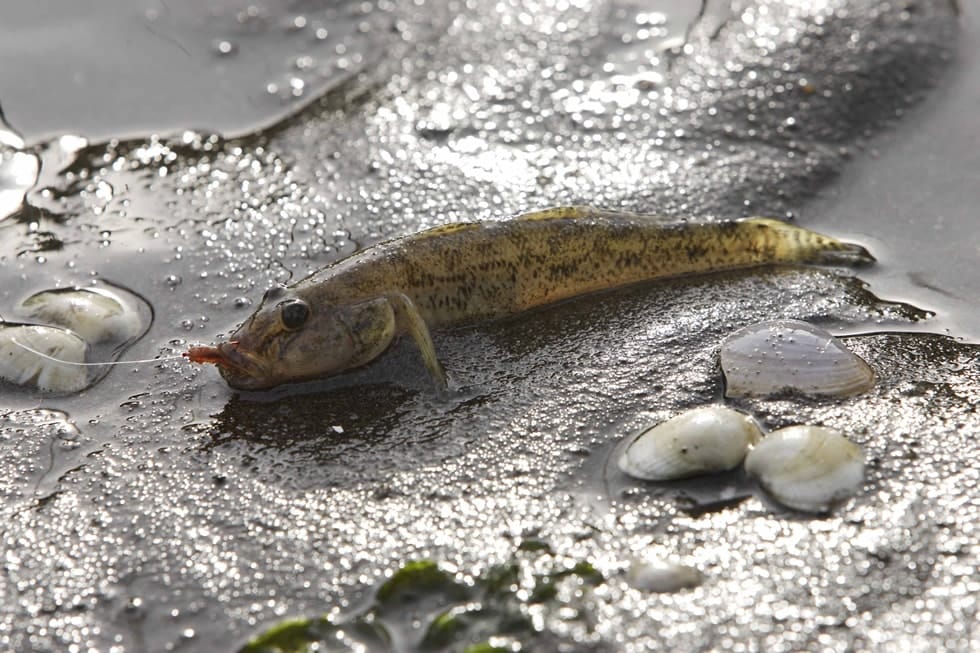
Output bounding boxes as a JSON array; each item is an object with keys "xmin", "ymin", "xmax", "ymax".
[{"xmin": 10, "ymin": 338, "xmax": 186, "ymax": 366}]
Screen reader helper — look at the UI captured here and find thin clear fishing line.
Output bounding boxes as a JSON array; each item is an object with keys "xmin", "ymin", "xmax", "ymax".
[{"xmin": 10, "ymin": 338, "xmax": 185, "ymax": 367}]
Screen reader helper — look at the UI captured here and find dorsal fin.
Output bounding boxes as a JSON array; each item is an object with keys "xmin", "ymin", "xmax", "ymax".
[
  {"xmin": 515, "ymin": 206, "xmax": 604, "ymax": 221},
  {"xmin": 418, "ymin": 222, "xmax": 481, "ymax": 238}
]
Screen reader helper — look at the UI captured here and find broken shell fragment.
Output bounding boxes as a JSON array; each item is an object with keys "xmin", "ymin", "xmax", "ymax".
[
  {"xmin": 720, "ymin": 319, "xmax": 875, "ymax": 398},
  {"xmin": 744, "ymin": 425, "xmax": 865, "ymax": 513},
  {"xmin": 16, "ymin": 284, "xmax": 146, "ymax": 344},
  {"xmin": 618, "ymin": 406, "xmax": 763, "ymax": 481},
  {"xmin": 627, "ymin": 557, "xmax": 703, "ymax": 593},
  {"xmin": 0, "ymin": 323, "xmax": 89, "ymax": 392}
]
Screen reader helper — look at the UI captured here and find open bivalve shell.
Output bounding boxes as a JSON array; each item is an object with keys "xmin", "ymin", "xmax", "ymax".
[
  {"xmin": 744, "ymin": 425, "xmax": 865, "ymax": 513},
  {"xmin": 618, "ymin": 406, "xmax": 763, "ymax": 481},
  {"xmin": 15, "ymin": 283, "xmax": 147, "ymax": 344},
  {"xmin": 720, "ymin": 319, "xmax": 875, "ymax": 398},
  {"xmin": 0, "ymin": 323, "xmax": 90, "ymax": 393}
]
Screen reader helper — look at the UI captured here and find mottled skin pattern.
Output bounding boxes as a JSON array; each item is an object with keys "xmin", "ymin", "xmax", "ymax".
[{"xmin": 187, "ymin": 207, "xmax": 873, "ymax": 390}]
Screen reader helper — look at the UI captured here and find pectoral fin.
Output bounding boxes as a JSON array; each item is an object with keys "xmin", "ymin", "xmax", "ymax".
[{"xmin": 387, "ymin": 292, "xmax": 449, "ymax": 391}]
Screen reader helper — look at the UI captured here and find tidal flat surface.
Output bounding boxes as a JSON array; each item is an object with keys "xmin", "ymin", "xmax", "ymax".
[{"xmin": 0, "ymin": 1, "xmax": 977, "ymax": 651}]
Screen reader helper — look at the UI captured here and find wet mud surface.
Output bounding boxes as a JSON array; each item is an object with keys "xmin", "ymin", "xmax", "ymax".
[{"xmin": 1, "ymin": 1, "xmax": 977, "ymax": 651}]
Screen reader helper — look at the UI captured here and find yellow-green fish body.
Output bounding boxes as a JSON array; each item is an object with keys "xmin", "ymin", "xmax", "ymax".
[{"xmin": 187, "ymin": 206, "xmax": 872, "ymax": 390}]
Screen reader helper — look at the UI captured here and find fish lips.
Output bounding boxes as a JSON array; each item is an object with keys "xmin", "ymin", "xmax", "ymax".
[
  {"xmin": 215, "ymin": 342, "xmax": 269, "ymax": 386},
  {"xmin": 187, "ymin": 341, "xmax": 271, "ymax": 389}
]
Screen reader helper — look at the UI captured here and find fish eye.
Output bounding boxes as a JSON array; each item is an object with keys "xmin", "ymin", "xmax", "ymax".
[{"xmin": 279, "ymin": 299, "xmax": 310, "ymax": 330}]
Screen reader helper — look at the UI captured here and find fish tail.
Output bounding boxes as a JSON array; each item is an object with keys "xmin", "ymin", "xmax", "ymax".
[{"xmin": 744, "ymin": 217, "xmax": 876, "ymax": 267}]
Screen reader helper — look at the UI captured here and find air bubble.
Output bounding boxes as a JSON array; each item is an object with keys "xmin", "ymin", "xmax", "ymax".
[{"xmin": 212, "ymin": 40, "xmax": 237, "ymax": 56}]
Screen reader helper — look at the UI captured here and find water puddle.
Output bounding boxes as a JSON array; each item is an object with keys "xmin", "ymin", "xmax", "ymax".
[
  {"xmin": 0, "ymin": 0, "xmax": 451, "ymax": 144},
  {"xmin": 0, "ymin": 408, "xmax": 98, "ymax": 505}
]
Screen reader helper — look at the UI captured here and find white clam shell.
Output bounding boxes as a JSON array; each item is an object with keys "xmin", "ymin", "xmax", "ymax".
[
  {"xmin": 0, "ymin": 324, "xmax": 89, "ymax": 393},
  {"xmin": 744, "ymin": 425, "xmax": 865, "ymax": 513},
  {"xmin": 627, "ymin": 557, "xmax": 703, "ymax": 593},
  {"xmin": 618, "ymin": 406, "xmax": 763, "ymax": 481},
  {"xmin": 16, "ymin": 285, "xmax": 145, "ymax": 344},
  {"xmin": 1, "ymin": 150, "xmax": 39, "ymax": 219},
  {"xmin": 720, "ymin": 319, "xmax": 875, "ymax": 398}
]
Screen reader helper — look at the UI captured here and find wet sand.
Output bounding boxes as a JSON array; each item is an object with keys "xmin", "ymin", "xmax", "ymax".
[{"xmin": 0, "ymin": 1, "xmax": 977, "ymax": 651}]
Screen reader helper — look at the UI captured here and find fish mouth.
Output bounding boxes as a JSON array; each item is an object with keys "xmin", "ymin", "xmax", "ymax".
[{"xmin": 185, "ymin": 341, "xmax": 267, "ymax": 383}]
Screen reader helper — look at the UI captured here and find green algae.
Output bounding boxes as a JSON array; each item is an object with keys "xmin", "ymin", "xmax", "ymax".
[{"xmin": 240, "ymin": 546, "xmax": 604, "ymax": 653}]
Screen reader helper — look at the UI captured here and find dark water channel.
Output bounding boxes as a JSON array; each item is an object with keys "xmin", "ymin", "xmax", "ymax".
[{"xmin": 1, "ymin": 1, "xmax": 978, "ymax": 652}]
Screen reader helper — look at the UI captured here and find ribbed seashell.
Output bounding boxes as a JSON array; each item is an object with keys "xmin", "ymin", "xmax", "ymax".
[
  {"xmin": 618, "ymin": 406, "xmax": 763, "ymax": 481},
  {"xmin": 0, "ymin": 323, "xmax": 89, "ymax": 392},
  {"xmin": 720, "ymin": 319, "xmax": 875, "ymax": 398},
  {"xmin": 16, "ymin": 285, "xmax": 145, "ymax": 344},
  {"xmin": 627, "ymin": 557, "xmax": 703, "ymax": 593},
  {"xmin": 744, "ymin": 425, "xmax": 864, "ymax": 513}
]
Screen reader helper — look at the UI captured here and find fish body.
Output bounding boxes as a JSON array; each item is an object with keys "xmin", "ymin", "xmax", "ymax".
[{"xmin": 186, "ymin": 206, "xmax": 873, "ymax": 390}]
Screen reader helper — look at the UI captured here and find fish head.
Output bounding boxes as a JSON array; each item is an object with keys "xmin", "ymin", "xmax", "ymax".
[{"xmin": 193, "ymin": 285, "xmax": 383, "ymax": 390}]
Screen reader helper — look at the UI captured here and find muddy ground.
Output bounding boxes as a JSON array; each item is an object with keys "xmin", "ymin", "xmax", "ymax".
[{"xmin": 0, "ymin": 1, "xmax": 977, "ymax": 651}]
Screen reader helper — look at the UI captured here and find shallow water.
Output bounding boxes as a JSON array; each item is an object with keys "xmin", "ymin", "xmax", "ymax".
[
  {"xmin": 0, "ymin": 0, "xmax": 443, "ymax": 144},
  {"xmin": 805, "ymin": 3, "xmax": 980, "ymax": 340},
  {"xmin": 1, "ymin": 1, "xmax": 978, "ymax": 652}
]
